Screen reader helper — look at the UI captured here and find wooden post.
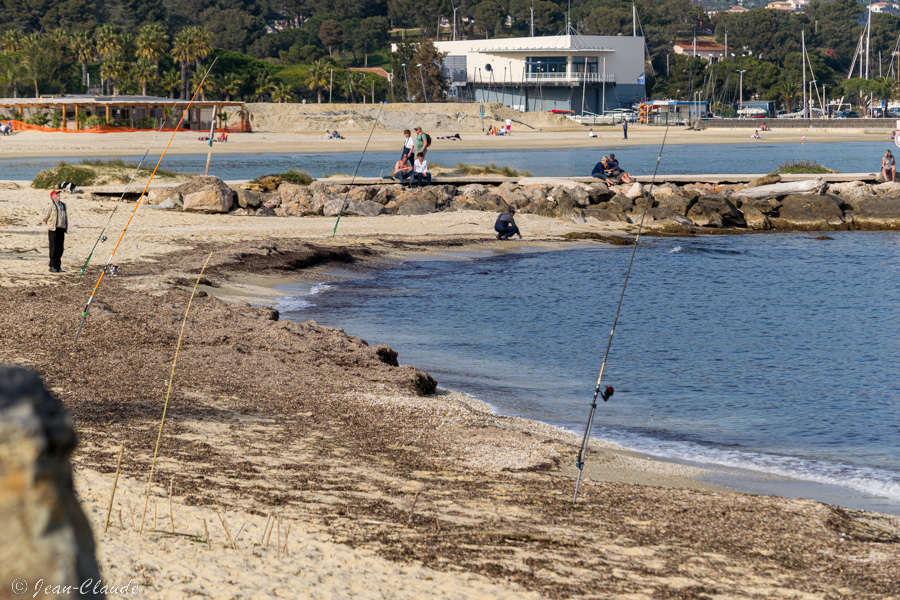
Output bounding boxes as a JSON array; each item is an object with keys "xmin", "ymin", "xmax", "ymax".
[
  {"xmin": 105, "ymin": 105, "xmax": 110, "ymax": 124},
  {"xmin": 75, "ymin": 104, "xmax": 79, "ymax": 131}
]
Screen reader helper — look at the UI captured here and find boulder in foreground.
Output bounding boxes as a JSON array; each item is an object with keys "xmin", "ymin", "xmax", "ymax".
[{"xmin": 0, "ymin": 367, "xmax": 103, "ymax": 598}]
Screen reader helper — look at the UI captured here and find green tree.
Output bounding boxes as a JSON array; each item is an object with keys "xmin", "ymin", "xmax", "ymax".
[
  {"xmin": 171, "ymin": 28, "xmax": 194, "ymax": 99},
  {"xmin": 132, "ymin": 58, "xmax": 157, "ymax": 96},
  {"xmin": 473, "ymin": 1, "xmax": 502, "ymax": 37},
  {"xmin": 255, "ymin": 72, "xmax": 275, "ymax": 101},
  {"xmin": 408, "ymin": 38, "xmax": 448, "ymax": 102},
  {"xmin": 272, "ymin": 81, "xmax": 294, "ymax": 102},
  {"xmin": 307, "ymin": 57, "xmax": 330, "ymax": 103},
  {"xmin": 136, "ymin": 23, "xmax": 168, "ymax": 64},
  {"xmin": 318, "ymin": 19, "xmax": 342, "ymax": 57},
  {"xmin": 100, "ymin": 50, "xmax": 126, "ymax": 95},
  {"xmin": 344, "ymin": 17, "xmax": 389, "ymax": 64},
  {"xmin": 1, "ymin": 30, "xmax": 24, "ymax": 54},
  {"xmin": 159, "ymin": 68, "xmax": 181, "ymax": 98},
  {"xmin": 70, "ymin": 31, "xmax": 95, "ymax": 87},
  {"xmin": 219, "ymin": 72, "xmax": 242, "ymax": 101}
]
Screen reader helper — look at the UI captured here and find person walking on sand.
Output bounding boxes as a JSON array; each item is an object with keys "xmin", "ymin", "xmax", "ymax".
[
  {"xmin": 495, "ymin": 207, "xmax": 522, "ymax": 240},
  {"xmin": 622, "ymin": 119, "xmax": 628, "ymax": 140},
  {"xmin": 883, "ymin": 150, "xmax": 896, "ymax": 182},
  {"xmin": 42, "ymin": 190, "xmax": 68, "ymax": 273}
]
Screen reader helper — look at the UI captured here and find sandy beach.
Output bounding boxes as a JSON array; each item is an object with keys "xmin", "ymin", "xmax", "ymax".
[
  {"xmin": 0, "ymin": 100, "xmax": 891, "ymax": 161},
  {"xmin": 2, "ymin": 172, "xmax": 900, "ymax": 599}
]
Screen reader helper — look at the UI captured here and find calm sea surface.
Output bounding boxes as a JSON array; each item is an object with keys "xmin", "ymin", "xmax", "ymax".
[
  {"xmin": 0, "ymin": 140, "xmax": 895, "ymax": 180},
  {"xmin": 278, "ymin": 233, "xmax": 900, "ymax": 511}
]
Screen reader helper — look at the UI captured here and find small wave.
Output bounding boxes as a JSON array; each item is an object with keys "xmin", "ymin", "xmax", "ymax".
[
  {"xmin": 277, "ymin": 283, "xmax": 334, "ymax": 312},
  {"xmin": 600, "ymin": 431, "xmax": 900, "ymax": 503},
  {"xmin": 670, "ymin": 246, "xmax": 686, "ymax": 254},
  {"xmin": 669, "ymin": 245, "xmax": 744, "ymax": 256}
]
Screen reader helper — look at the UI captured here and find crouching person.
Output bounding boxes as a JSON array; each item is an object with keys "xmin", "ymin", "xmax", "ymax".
[{"xmin": 495, "ymin": 207, "xmax": 522, "ymax": 240}]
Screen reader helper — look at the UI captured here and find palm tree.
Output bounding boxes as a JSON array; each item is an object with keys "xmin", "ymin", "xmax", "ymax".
[
  {"xmin": 95, "ymin": 24, "xmax": 120, "ymax": 94},
  {"xmin": 191, "ymin": 69, "xmax": 209, "ymax": 101},
  {"xmin": 254, "ymin": 73, "xmax": 275, "ymax": 102},
  {"xmin": 306, "ymin": 58, "xmax": 329, "ymax": 104},
  {"xmin": 160, "ymin": 69, "xmax": 181, "ymax": 99},
  {"xmin": 219, "ymin": 73, "xmax": 241, "ymax": 101},
  {"xmin": 272, "ymin": 82, "xmax": 294, "ymax": 103},
  {"xmin": 188, "ymin": 26, "xmax": 212, "ymax": 72},
  {"xmin": 136, "ymin": 23, "xmax": 168, "ymax": 65},
  {"xmin": 132, "ymin": 58, "xmax": 157, "ymax": 96},
  {"xmin": 20, "ymin": 34, "xmax": 45, "ymax": 98},
  {"xmin": 100, "ymin": 51, "xmax": 126, "ymax": 96},
  {"xmin": 171, "ymin": 28, "xmax": 193, "ymax": 99},
  {"xmin": 1, "ymin": 59, "xmax": 24, "ymax": 98},
  {"xmin": 1, "ymin": 30, "xmax": 24, "ymax": 55},
  {"xmin": 70, "ymin": 31, "xmax": 94, "ymax": 88}
]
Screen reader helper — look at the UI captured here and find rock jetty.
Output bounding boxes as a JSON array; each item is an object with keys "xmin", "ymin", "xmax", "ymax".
[{"xmin": 94, "ymin": 173, "xmax": 900, "ymax": 231}]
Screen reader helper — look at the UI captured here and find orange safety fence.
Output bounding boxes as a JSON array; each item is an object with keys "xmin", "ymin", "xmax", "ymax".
[{"xmin": 7, "ymin": 119, "xmax": 252, "ymax": 134}]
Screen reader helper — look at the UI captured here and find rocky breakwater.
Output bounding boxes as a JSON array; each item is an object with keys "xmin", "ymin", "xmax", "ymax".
[
  {"xmin": 0, "ymin": 367, "xmax": 104, "ymax": 599},
  {"xmin": 139, "ymin": 173, "xmax": 900, "ymax": 232}
]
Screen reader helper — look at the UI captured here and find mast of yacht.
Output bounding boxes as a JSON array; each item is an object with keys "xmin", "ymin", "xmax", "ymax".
[{"xmin": 802, "ymin": 30, "xmax": 807, "ymax": 118}]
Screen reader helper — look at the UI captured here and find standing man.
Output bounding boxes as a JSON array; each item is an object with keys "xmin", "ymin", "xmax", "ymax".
[
  {"xmin": 622, "ymin": 118, "xmax": 628, "ymax": 140},
  {"xmin": 505, "ymin": 117, "xmax": 511, "ymax": 134},
  {"xmin": 414, "ymin": 125, "xmax": 429, "ymax": 157},
  {"xmin": 42, "ymin": 190, "xmax": 68, "ymax": 273}
]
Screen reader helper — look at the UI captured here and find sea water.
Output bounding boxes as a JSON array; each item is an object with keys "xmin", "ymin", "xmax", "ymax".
[
  {"xmin": 0, "ymin": 140, "xmax": 895, "ymax": 180},
  {"xmin": 278, "ymin": 232, "xmax": 900, "ymax": 513}
]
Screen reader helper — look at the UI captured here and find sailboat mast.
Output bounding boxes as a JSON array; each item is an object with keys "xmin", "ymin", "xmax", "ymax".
[
  {"xmin": 633, "ymin": 3, "xmax": 637, "ymax": 37},
  {"xmin": 866, "ymin": 9, "xmax": 871, "ymax": 80},
  {"xmin": 802, "ymin": 30, "xmax": 807, "ymax": 118}
]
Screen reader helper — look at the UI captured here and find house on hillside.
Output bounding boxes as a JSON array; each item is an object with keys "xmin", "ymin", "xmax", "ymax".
[
  {"xmin": 673, "ymin": 40, "xmax": 727, "ymax": 62},
  {"xmin": 425, "ymin": 34, "xmax": 646, "ymax": 113}
]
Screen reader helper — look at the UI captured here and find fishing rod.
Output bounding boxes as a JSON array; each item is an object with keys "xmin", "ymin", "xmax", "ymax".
[
  {"xmin": 76, "ymin": 116, "xmax": 175, "ymax": 284},
  {"xmin": 74, "ymin": 58, "xmax": 218, "ymax": 345},
  {"xmin": 331, "ymin": 101, "xmax": 384, "ymax": 237},
  {"xmin": 572, "ymin": 124, "xmax": 671, "ymax": 504}
]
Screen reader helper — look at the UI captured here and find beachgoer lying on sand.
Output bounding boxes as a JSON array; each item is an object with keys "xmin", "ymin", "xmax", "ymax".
[
  {"xmin": 883, "ymin": 150, "xmax": 896, "ymax": 182},
  {"xmin": 413, "ymin": 152, "xmax": 431, "ymax": 186},
  {"xmin": 437, "ymin": 133, "xmax": 462, "ymax": 140},
  {"xmin": 392, "ymin": 154, "xmax": 413, "ymax": 183},
  {"xmin": 495, "ymin": 207, "xmax": 522, "ymax": 240}
]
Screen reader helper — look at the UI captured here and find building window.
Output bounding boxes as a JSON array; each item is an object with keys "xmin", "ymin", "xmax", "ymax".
[
  {"xmin": 527, "ymin": 56, "xmax": 566, "ymax": 74},
  {"xmin": 572, "ymin": 56, "xmax": 597, "ymax": 74}
]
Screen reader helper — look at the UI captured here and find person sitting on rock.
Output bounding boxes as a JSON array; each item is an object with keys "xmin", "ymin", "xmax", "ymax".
[
  {"xmin": 413, "ymin": 152, "xmax": 431, "ymax": 186},
  {"xmin": 883, "ymin": 150, "xmax": 896, "ymax": 182},
  {"xmin": 392, "ymin": 154, "xmax": 413, "ymax": 184},
  {"xmin": 495, "ymin": 207, "xmax": 522, "ymax": 240}
]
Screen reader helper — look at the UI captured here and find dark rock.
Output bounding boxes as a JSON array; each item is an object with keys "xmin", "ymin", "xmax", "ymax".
[
  {"xmin": 845, "ymin": 196, "xmax": 900, "ymax": 230},
  {"xmin": 741, "ymin": 205, "xmax": 771, "ymax": 230},
  {"xmin": 587, "ymin": 182, "xmax": 615, "ymax": 204},
  {"xmin": 0, "ymin": 367, "xmax": 103, "ymax": 597},
  {"xmin": 474, "ymin": 193, "xmax": 509, "ymax": 212},
  {"xmin": 695, "ymin": 196, "xmax": 746, "ymax": 227},
  {"xmin": 398, "ymin": 366, "xmax": 437, "ymax": 396},
  {"xmin": 770, "ymin": 194, "xmax": 845, "ymax": 230},
  {"xmin": 584, "ymin": 208, "xmax": 629, "ymax": 223},
  {"xmin": 687, "ymin": 202, "xmax": 724, "ymax": 228},
  {"xmin": 371, "ymin": 345, "xmax": 399, "ymax": 366},
  {"xmin": 606, "ymin": 193, "xmax": 634, "ymax": 212},
  {"xmin": 737, "ymin": 196, "xmax": 781, "ymax": 215},
  {"xmin": 647, "ymin": 206, "xmax": 693, "ymax": 226},
  {"xmin": 345, "ymin": 200, "xmax": 385, "ymax": 217}
]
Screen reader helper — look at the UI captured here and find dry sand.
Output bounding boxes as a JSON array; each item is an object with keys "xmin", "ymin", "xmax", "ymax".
[
  {"xmin": 0, "ymin": 102, "xmax": 889, "ymax": 160},
  {"xmin": 2, "ymin": 133, "xmax": 900, "ymax": 598}
]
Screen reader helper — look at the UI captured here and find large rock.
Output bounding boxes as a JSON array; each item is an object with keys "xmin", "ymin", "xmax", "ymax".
[
  {"xmin": 687, "ymin": 201, "xmax": 724, "ymax": 228},
  {"xmin": 770, "ymin": 194, "xmax": 844, "ymax": 230},
  {"xmin": 694, "ymin": 195, "xmax": 746, "ymax": 227},
  {"xmin": 748, "ymin": 173, "xmax": 781, "ymax": 188},
  {"xmin": 623, "ymin": 182, "xmax": 644, "ymax": 200},
  {"xmin": 398, "ymin": 197, "xmax": 438, "ymax": 215},
  {"xmin": 605, "ymin": 193, "xmax": 634, "ymax": 212},
  {"xmin": 587, "ymin": 182, "xmax": 615, "ymax": 204},
  {"xmin": 653, "ymin": 190, "xmax": 695, "ymax": 215},
  {"xmin": 322, "ymin": 197, "xmax": 345, "ymax": 216},
  {"xmin": 584, "ymin": 208, "xmax": 629, "ymax": 223},
  {"xmin": 279, "ymin": 183, "xmax": 313, "ymax": 206},
  {"xmin": 147, "ymin": 187, "xmax": 181, "ymax": 205},
  {"xmin": 236, "ymin": 189, "xmax": 265, "ymax": 209},
  {"xmin": 345, "ymin": 200, "xmax": 385, "ymax": 217},
  {"xmin": 458, "ymin": 183, "xmax": 487, "ymax": 197},
  {"xmin": 473, "ymin": 193, "xmax": 509, "ymax": 212},
  {"xmin": 741, "ymin": 205, "xmax": 771, "ymax": 230},
  {"xmin": 872, "ymin": 181, "xmax": 900, "ymax": 198},
  {"xmin": 549, "ymin": 185, "xmax": 590, "ymax": 208},
  {"xmin": 734, "ymin": 179, "xmax": 824, "ymax": 199},
  {"xmin": 646, "ymin": 207, "xmax": 693, "ymax": 227},
  {"xmin": 846, "ymin": 196, "xmax": 900, "ymax": 229},
  {"xmin": 309, "ymin": 192, "xmax": 331, "ymax": 215},
  {"xmin": 183, "ymin": 188, "xmax": 234, "ymax": 213},
  {"xmin": 0, "ymin": 367, "xmax": 103, "ymax": 598},
  {"xmin": 516, "ymin": 177, "xmax": 590, "ymax": 190},
  {"xmin": 737, "ymin": 196, "xmax": 781, "ymax": 215}
]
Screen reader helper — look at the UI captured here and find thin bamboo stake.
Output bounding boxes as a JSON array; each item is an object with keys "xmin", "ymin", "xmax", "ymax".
[
  {"xmin": 217, "ymin": 509, "xmax": 237, "ymax": 550},
  {"xmin": 264, "ymin": 515, "xmax": 275, "ymax": 549},
  {"xmin": 139, "ymin": 252, "xmax": 214, "ymax": 535},
  {"xmin": 104, "ymin": 446, "xmax": 125, "ymax": 533},
  {"xmin": 259, "ymin": 513, "xmax": 272, "ymax": 545},
  {"xmin": 168, "ymin": 479, "xmax": 175, "ymax": 533},
  {"xmin": 281, "ymin": 522, "xmax": 291, "ymax": 559}
]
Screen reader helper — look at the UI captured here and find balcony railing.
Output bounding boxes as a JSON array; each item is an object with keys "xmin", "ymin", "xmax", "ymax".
[{"xmin": 522, "ymin": 72, "xmax": 616, "ymax": 83}]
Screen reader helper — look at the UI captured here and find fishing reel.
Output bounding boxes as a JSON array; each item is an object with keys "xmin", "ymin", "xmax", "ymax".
[
  {"xmin": 104, "ymin": 264, "xmax": 119, "ymax": 276},
  {"xmin": 101, "ymin": 235, "xmax": 107, "ymax": 243},
  {"xmin": 601, "ymin": 386, "xmax": 614, "ymax": 402}
]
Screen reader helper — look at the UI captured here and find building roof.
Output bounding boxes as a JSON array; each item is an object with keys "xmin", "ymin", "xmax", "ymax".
[
  {"xmin": 674, "ymin": 40, "xmax": 726, "ymax": 51},
  {"xmin": 436, "ymin": 34, "xmax": 632, "ymax": 54},
  {"xmin": 349, "ymin": 67, "xmax": 391, "ymax": 79},
  {"xmin": 727, "ymin": 6, "xmax": 750, "ymax": 11}
]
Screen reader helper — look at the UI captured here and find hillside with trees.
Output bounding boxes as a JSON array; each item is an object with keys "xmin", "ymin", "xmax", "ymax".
[{"xmin": 0, "ymin": 0, "xmax": 897, "ymax": 112}]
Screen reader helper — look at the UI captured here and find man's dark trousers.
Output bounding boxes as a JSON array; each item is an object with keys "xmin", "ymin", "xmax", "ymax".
[{"xmin": 48, "ymin": 228, "xmax": 66, "ymax": 270}]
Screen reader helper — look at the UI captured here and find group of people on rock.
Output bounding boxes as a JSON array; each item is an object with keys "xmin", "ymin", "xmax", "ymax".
[
  {"xmin": 391, "ymin": 126, "xmax": 432, "ymax": 186},
  {"xmin": 591, "ymin": 153, "xmax": 631, "ymax": 184}
]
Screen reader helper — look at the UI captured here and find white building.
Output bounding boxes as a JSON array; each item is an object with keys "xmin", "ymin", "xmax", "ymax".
[{"xmin": 426, "ymin": 34, "xmax": 646, "ymax": 113}]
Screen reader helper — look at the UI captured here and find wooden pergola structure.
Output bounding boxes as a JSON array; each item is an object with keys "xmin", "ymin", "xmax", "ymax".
[{"xmin": 0, "ymin": 95, "xmax": 247, "ymax": 131}]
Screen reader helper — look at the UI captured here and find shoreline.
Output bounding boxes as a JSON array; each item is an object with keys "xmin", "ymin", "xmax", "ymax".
[
  {"xmin": 245, "ymin": 245, "xmax": 900, "ymax": 516},
  {"xmin": 0, "ymin": 126, "xmax": 892, "ymax": 160}
]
